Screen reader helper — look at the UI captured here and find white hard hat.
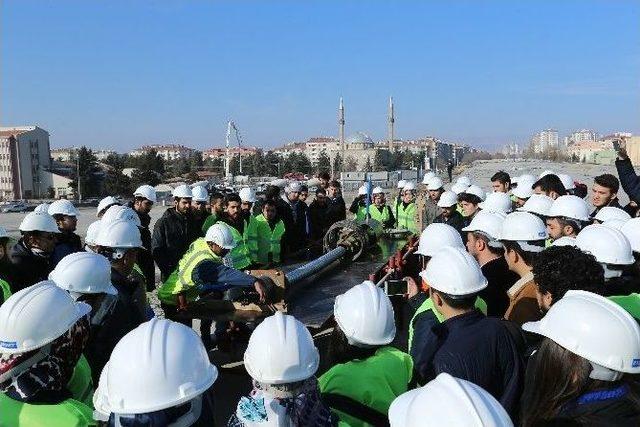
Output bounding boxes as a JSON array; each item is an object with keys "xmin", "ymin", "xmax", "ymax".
[
  {"xmin": 456, "ymin": 176, "xmax": 471, "ymax": 187},
  {"xmin": 19, "ymin": 211, "xmax": 60, "ymax": 234},
  {"xmin": 603, "ymin": 219, "xmax": 627, "ymax": 231},
  {"xmin": 372, "ymin": 186, "xmax": 384, "ymax": 195},
  {"xmin": 576, "ymin": 224, "xmax": 634, "ymax": 266},
  {"xmin": 517, "ymin": 194, "xmax": 554, "ymax": 217},
  {"xmin": 515, "ymin": 174, "xmax": 535, "ymax": 184},
  {"xmin": 48, "ymin": 199, "xmax": 79, "ymax": 217},
  {"xmin": 0, "ymin": 281, "xmax": 91, "ymax": 354},
  {"xmin": 85, "ymin": 220, "xmax": 102, "ymax": 246},
  {"xmin": 397, "ymin": 179, "xmax": 407, "ymax": 189},
  {"xmin": 191, "ymin": 186, "xmax": 209, "ymax": 203},
  {"xmin": 49, "ymin": 252, "xmax": 117, "ymax": 296},
  {"xmin": 539, "ymin": 169, "xmax": 555, "ymax": 178},
  {"xmin": 461, "ymin": 210, "xmax": 506, "ymax": 241},
  {"xmin": 0, "ymin": 226, "xmax": 7, "ymax": 239},
  {"xmin": 499, "ymin": 212, "xmax": 548, "ymax": 250},
  {"xmin": 286, "ymin": 181, "xmax": 303, "ymax": 193},
  {"xmin": 416, "ymin": 223, "xmax": 464, "ymax": 257},
  {"xmin": 422, "ymin": 171, "xmax": 436, "ymax": 184},
  {"xmin": 389, "ymin": 373, "xmax": 513, "ymax": 427},
  {"xmin": 97, "ymin": 196, "xmax": 120, "ymax": 217},
  {"xmin": 172, "ymin": 184, "xmax": 193, "ymax": 199},
  {"xmin": 238, "ymin": 187, "xmax": 256, "ymax": 203},
  {"xmin": 335, "ymin": 281, "xmax": 395, "ymax": 347},
  {"xmin": 551, "ymin": 236, "xmax": 577, "ymax": 247},
  {"xmin": 403, "ymin": 181, "xmax": 416, "ymax": 192},
  {"xmin": 94, "ymin": 318, "xmax": 218, "ymax": 415},
  {"xmin": 133, "ymin": 185, "xmax": 157, "ymax": 203},
  {"xmin": 594, "ymin": 206, "xmax": 631, "ymax": 223},
  {"xmin": 523, "ymin": 290, "xmax": 640, "ymax": 381},
  {"xmin": 464, "ymin": 185, "xmax": 486, "ymax": 201},
  {"xmin": 450, "ymin": 182, "xmax": 469, "ymax": 195},
  {"xmin": 95, "ymin": 219, "xmax": 143, "ymax": 249},
  {"xmin": 358, "ymin": 185, "xmax": 368, "ymax": 196},
  {"xmin": 244, "ymin": 311, "xmax": 319, "ymax": 384},
  {"xmin": 557, "ymin": 173, "xmax": 576, "ymax": 190},
  {"xmin": 546, "ymin": 195, "xmax": 590, "ymax": 222},
  {"xmin": 437, "ymin": 191, "xmax": 458, "ymax": 208},
  {"xmin": 426, "ymin": 177, "xmax": 444, "ymax": 191},
  {"xmin": 621, "ymin": 218, "xmax": 640, "ymax": 253},
  {"xmin": 511, "ymin": 176, "xmax": 536, "ymax": 200},
  {"xmin": 101, "ymin": 205, "xmax": 141, "ymax": 228},
  {"xmin": 478, "ymin": 192, "xmax": 512, "ymax": 214},
  {"xmin": 204, "ymin": 223, "xmax": 236, "ymax": 250},
  {"xmin": 33, "ymin": 203, "xmax": 50, "ymax": 213},
  {"xmin": 419, "ymin": 247, "xmax": 487, "ymax": 296}
]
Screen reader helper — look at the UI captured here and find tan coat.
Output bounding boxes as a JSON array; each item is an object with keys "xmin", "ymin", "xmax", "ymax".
[{"xmin": 503, "ymin": 272, "xmax": 542, "ymax": 326}]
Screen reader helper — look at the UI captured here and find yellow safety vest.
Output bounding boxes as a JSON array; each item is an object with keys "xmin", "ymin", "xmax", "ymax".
[
  {"xmin": 408, "ymin": 295, "xmax": 488, "ymax": 351},
  {"xmin": 226, "ymin": 220, "xmax": 252, "ymax": 270},
  {"xmin": 157, "ymin": 238, "xmax": 223, "ymax": 305},
  {"xmin": 609, "ymin": 293, "xmax": 640, "ymax": 320},
  {"xmin": 319, "ymin": 347, "xmax": 413, "ymax": 427},
  {"xmin": 395, "ymin": 201, "xmax": 417, "ymax": 234},
  {"xmin": 0, "ymin": 278, "xmax": 11, "ymax": 306},
  {"xmin": 0, "ymin": 394, "xmax": 95, "ymax": 427},
  {"xmin": 246, "ymin": 214, "xmax": 285, "ymax": 266},
  {"xmin": 66, "ymin": 355, "xmax": 94, "ymax": 407},
  {"xmin": 357, "ymin": 205, "xmax": 391, "ymax": 225}
]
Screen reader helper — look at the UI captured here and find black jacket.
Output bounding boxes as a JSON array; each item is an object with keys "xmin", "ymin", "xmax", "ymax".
[
  {"xmin": 128, "ymin": 202, "xmax": 156, "ymax": 290},
  {"xmin": 480, "ymin": 257, "xmax": 520, "ymax": 317},
  {"xmin": 433, "ymin": 210, "xmax": 465, "ymax": 233},
  {"xmin": 414, "ymin": 309, "xmax": 524, "ymax": 416},
  {"xmin": 590, "ymin": 198, "xmax": 623, "ymax": 217},
  {"xmin": 152, "ymin": 208, "xmax": 198, "ymax": 280},
  {"xmin": 276, "ymin": 197, "xmax": 307, "ymax": 254},
  {"xmin": 616, "ymin": 157, "xmax": 640, "ymax": 204},
  {"xmin": 308, "ymin": 200, "xmax": 330, "ymax": 241},
  {"xmin": 4, "ymin": 240, "xmax": 52, "ymax": 293},
  {"xmin": 326, "ymin": 196, "xmax": 346, "ymax": 225},
  {"xmin": 50, "ymin": 232, "xmax": 82, "ymax": 268}
]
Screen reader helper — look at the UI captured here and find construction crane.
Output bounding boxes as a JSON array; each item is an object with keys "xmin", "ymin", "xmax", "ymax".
[{"xmin": 224, "ymin": 120, "xmax": 245, "ymax": 181}]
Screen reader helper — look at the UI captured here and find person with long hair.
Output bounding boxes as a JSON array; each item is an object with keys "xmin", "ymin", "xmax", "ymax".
[{"xmin": 521, "ymin": 290, "xmax": 640, "ymax": 426}]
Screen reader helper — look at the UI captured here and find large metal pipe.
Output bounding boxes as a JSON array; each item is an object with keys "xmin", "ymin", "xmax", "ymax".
[{"xmin": 285, "ymin": 246, "xmax": 347, "ymax": 285}]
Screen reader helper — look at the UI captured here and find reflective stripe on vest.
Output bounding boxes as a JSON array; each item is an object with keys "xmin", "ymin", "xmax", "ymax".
[
  {"xmin": 0, "ymin": 278, "xmax": 11, "ymax": 306},
  {"xmin": 0, "ymin": 394, "xmax": 95, "ymax": 427},
  {"xmin": 247, "ymin": 214, "xmax": 285, "ymax": 265},
  {"xmin": 408, "ymin": 296, "xmax": 488, "ymax": 351},
  {"xmin": 396, "ymin": 201, "xmax": 417, "ymax": 233},
  {"xmin": 319, "ymin": 346, "xmax": 413, "ymax": 427},
  {"xmin": 609, "ymin": 294, "xmax": 640, "ymax": 320}
]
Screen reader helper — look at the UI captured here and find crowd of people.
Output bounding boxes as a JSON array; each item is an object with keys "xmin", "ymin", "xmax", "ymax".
[{"xmin": 3, "ymin": 145, "xmax": 640, "ymax": 425}]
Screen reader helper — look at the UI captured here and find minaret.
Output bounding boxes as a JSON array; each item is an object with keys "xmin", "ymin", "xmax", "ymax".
[
  {"xmin": 339, "ymin": 97, "xmax": 345, "ymax": 161},
  {"xmin": 388, "ymin": 96, "xmax": 395, "ymax": 150}
]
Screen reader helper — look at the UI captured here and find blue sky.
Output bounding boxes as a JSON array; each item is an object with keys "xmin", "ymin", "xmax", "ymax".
[{"xmin": 2, "ymin": 1, "xmax": 639, "ymax": 151}]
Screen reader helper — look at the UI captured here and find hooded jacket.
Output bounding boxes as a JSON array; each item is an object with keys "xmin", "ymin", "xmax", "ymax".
[{"xmin": 4, "ymin": 240, "xmax": 52, "ymax": 293}]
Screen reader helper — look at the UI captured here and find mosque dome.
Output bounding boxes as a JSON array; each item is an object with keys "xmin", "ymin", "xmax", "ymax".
[{"xmin": 345, "ymin": 132, "xmax": 374, "ymax": 147}]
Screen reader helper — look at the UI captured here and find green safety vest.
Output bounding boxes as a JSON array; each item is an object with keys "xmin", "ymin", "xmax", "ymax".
[
  {"xmin": 227, "ymin": 220, "xmax": 252, "ymax": 270},
  {"xmin": 157, "ymin": 238, "xmax": 223, "ymax": 305},
  {"xmin": 245, "ymin": 214, "xmax": 285, "ymax": 266},
  {"xmin": 319, "ymin": 346, "xmax": 413, "ymax": 427},
  {"xmin": 0, "ymin": 394, "xmax": 95, "ymax": 427},
  {"xmin": 0, "ymin": 278, "xmax": 11, "ymax": 306},
  {"xmin": 357, "ymin": 205, "xmax": 391, "ymax": 225},
  {"xmin": 609, "ymin": 294, "xmax": 640, "ymax": 320},
  {"xmin": 201, "ymin": 214, "xmax": 217, "ymax": 235},
  {"xmin": 394, "ymin": 201, "xmax": 417, "ymax": 234},
  {"xmin": 408, "ymin": 295, "xmax": 488, "ymax": 352},
  {"xmin": 67, "ymin": 355, "xmax": 94, "ymax": 407}
]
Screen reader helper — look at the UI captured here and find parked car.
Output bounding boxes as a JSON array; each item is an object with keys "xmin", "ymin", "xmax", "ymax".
[{"xmin": 1, "ymin": 201, "xmax": 29, "ymax": 213}]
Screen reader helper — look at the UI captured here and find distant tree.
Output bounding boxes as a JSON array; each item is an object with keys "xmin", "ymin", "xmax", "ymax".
[
  {"xmin": 345, "ymin": 155, "xmax": 358, "ymax": 171},
  {"xmin": 333, "ymin": 153, "xmax": 343, "ymax": 175},
  {"xmin": 373, "ymin": 149, "xmax": 385, "ymax": 172},
  {"xmin": 316, "ymin": 150, "xmax": 331, "ymax": 175},
  {"xmin": 69, "ymin": 146, "xmax": 101, "ymax": 199},
  {"xmin": 364, "ymin": 156, "xmax": 373, "ymax": 172},
  {"xmin": 186, "ymin": 171, "xmax": 199, "ymax": 183},
  {"xmin": 264, "ymin": 151, "xmax": 282, "ymax": 177},
  {"xmin": 103, "ymin": 153, "xmax": 132, "ymax": 196},
  {"xmin": 127, "ymin": 149, "xmax": 165, "ymax": 185},
  {"xmin": 190, "ymin": 151, "xmax": 203, "ymax": 172}
]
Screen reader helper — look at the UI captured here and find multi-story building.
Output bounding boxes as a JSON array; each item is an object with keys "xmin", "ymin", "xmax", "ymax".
[
  {"xmin": 52, "ymin": 147, "xmax": 116, "ymax": 162},
  {"xmin": 202, "ymin": 146, "xmax": 259, "ymax": 161},
  {"xmin": 568, "ymin": 129, "xmax": 598, "ymax": 145},
  {"xmin": 0, "ymin": 126, "xmax": 52, "ymax": 200},
  {"xmin": 530, "ymin": 129, "xmax": 559, "ymax": 153},
  {"xmin": 130, "ymin": 144, "xmax": 194, "ymax": 161}
]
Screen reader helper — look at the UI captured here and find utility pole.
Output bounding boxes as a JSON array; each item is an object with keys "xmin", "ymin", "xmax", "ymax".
[
  {"xmin": 225, "ymin": 121, "xmax": 232, "ymax": 181},
  {"xmin": 76, "ymin": 148, "xmax": 82, "ymax": 202},
  {"xmin": 339, "ymin": 97, "xmax": 345, "ymax": 171},
  {"xmin": 388, "ymin": 96, "xmax": 394, "ymax": 151}
]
